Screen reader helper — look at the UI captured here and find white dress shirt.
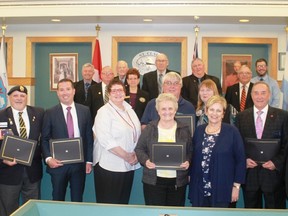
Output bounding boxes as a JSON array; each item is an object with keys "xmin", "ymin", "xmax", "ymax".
[{"xmin": 12, "ymin": 107, "xmax": 30, "ymax": 137}]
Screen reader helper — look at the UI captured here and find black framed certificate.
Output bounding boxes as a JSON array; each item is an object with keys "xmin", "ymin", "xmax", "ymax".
[
  {"xmin": 0, "ymin": 135, "xmax": 37, "ymax": 166},
  {"xmin": 151, "ymin": 142, "xmax": 186, "ymax": 170},
  {"xmin": 49, "ymin": 138, "xmax": 83, "ymax": 164},
  {"xmin": 175, "ymin": 114, "xmax": 195, "ymax": 137},
  {"xmin": 245, "ymin": 138, "xmax": 280, "ymax": 163}
]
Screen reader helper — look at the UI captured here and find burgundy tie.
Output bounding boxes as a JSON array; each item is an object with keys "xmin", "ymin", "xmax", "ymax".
[
  {"xmin": 240, "ymin": 85, "xmax": 246, "ymax": 112},
  {"xmin": 66, "ymin": 107, "xmax": 74, "ymax": 138}
]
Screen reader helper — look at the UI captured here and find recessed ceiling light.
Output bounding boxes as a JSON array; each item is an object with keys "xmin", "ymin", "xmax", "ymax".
[
  {"xmin": 239, "ymin": 19, "xmax": 250, "ymax": 23},
  {"xmin": 143, "ymin": 18, "xmax": 153, "ymax": 22},
  {"xmin": 51, "ymin": 19, "xmax": 61, "ymax": 22}
]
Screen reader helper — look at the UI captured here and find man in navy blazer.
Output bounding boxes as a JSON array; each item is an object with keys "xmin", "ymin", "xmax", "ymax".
[
  {"xmin": 236, "ymin": 82, "xmax": 288, "ymax": 209},
  {"xmin": 74, "ymin": 63, "xmax": 97, "ymax": 106},
  {"xmin": 225, "ymin": 65, "xmax": 254, "ymax": 112},
  {"xmin": 41, "ymin": 79, "xmax": 93, "ymax": 202},
  {"xmin": 142, "ymin": 53, "xmax": 175, "ymax": 100},
  {"xmin": 0, "ymin": 85, "xmax": 44, "ymax": 216}
]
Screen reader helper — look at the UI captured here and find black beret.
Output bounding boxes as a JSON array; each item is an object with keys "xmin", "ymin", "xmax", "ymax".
[{"xmin": 7, "ymin": 85, "xmax": 28, "ymax": 96}]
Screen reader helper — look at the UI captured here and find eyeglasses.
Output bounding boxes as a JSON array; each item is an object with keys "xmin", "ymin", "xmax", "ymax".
[
  {"xmin": 163, "ymin": 81, "xmax": 180, "ymax": 86},
  {"xmin": 101, "ymin": 72, "xmax": 114, "ymax": 76},
  {"xmin": 257, "ymin": 65, "xmax": 266, "ymax": 68},
  {"xmin": 110, "ymin": 89, "xmax": 124, "ymax": 93},
  {"xmin": 238, "ymin": 72, "xmax": 252, "ymax": 76},
  {"xmin": 156, "ymin": 60, "xmax": 168, "ymax": 63}
]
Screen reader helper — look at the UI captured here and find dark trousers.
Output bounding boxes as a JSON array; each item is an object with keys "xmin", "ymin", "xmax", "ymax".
[
  {"xmin": 243, "ymin": 188, "xmax": 286, "ymax": 209},
  {"xmin": 48, "ymin": 164, "xmax": 86, "ymax": 202},
  {"xmin": 0, "ymin": 169, "xmax": 40, "ymax": 216},
  {"xmin": 143, "ymin": 177, "xmax": 186, "ymax": 206},
  {"xmin": 94, "ymin": 163, "xmax": 134, "ymax": 204}
]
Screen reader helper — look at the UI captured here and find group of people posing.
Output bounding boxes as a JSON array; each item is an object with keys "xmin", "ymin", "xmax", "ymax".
[{"xmin": 0, "ymin": 53, "xmax": 287, "ymax": 216}]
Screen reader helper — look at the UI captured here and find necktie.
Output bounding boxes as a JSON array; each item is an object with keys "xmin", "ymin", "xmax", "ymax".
[
  {"xmin": 18, "ymin": 112, "xmax": 27, "ymax": 138},
  {"xmin": 66, "ymin": 107, "xmax": 74, "ymax": 138},
  {"xmin": 260, "ymin": 78, "xmax": 264, "ymax": 81},
  {"xmin": 158, "ymin": 74, "xmax": 163, "ymax": 94},
  {"xmin": 198, "ymin": 78, "xmax": 202, "ymax": 85},
  {"xmin": 104, "ymin": 86, "xmax": 109, "ymax": 104},
  {"xmin": 84, "ymin": 83, "xmax": 90, "ymax": 100},
  {"xmin": 240, "ymin": 85, "xmax": 246, "ymax": 112},
  {"xmin": 256, "ymin": 111, "xmax": 263, "ymax": 139}
]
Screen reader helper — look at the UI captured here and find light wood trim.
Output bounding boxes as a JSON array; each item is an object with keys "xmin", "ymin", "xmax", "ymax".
[
  {"xmin": 112, "ymin": 36, "xmax": 187, "ymax": 77},
  {"xmin": 9, "ymin": 77, "xmax": 35, "ymax": 86},
  {"xmin": 26, "ymin": 36, "xmax": 96, "ymax": 78},
  {"xmin": 0, "ymin": 37, "xmax": 13, "ymax": 79},
  {"xmin": 202, "ymin": 37, "xmax": 278, "ymax": 80}
]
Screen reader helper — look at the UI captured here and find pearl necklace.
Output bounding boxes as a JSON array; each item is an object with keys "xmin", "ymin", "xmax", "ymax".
[{"xmin": 205, "ymin": 125, "xmax": 221, "ymax": 134}]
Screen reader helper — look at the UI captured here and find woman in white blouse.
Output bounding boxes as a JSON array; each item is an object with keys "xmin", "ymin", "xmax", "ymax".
[{"xmin": 92, "ymin": 79, "xmax": 141, "ymax": 204}]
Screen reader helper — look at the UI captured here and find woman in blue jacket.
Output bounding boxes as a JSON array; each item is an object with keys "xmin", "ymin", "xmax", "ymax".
[{"xmin": 188, "ymin": 95, "xmax": 246, "ymax": 207}]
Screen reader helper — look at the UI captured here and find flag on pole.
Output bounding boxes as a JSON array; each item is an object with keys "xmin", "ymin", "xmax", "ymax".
[
  {"xmin": 92, "ymin": 39, "xmax": 102, "ymax": 83},
  {"xmin": 0, "ymin": 35, "xmax": 8, "ymax": 110},
  {"xmin": 193, "ymin": 34, "xmax": 198, "ymax": 60},
  {"xmin": 281, "ymin": 28, "xmax": 288, "ymax": 110}
]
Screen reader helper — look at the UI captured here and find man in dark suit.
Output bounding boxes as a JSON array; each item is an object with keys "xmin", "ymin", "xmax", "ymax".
[
  {"xmin": 113, "ymin": 60, "xmax": 129, "ymax": 89},
  {"xmin": 142, "ymin": 53, "xmax": 174, "ymax": 100},
  {"xmin": 225, "ymin": 65, "xmax": 254, "ymax": 112},
  {"xmin": 0, "ymin": 85, "xmax": 44, "ymax": 216},
  {"xmin": 74, "ymin": 63, "xmax": 97, "ymax": 106},
  {"xmin": 41, "ymin": 79, "xmax": 93, "ymax": 202},
  {"xmin": 236, "ymin": 81, "xmax": 288, "ymax": 209},
  {"xmin": 181, "ymin": 58, "xmax": 222, "ymax": 107},
  {"xmin": 86, "ymin": 66, "xmax": 114, "ymax": 120}
]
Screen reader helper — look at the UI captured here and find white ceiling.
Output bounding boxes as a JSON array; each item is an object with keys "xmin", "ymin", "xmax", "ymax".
[{"xmin": 0, "ymin": 0, "xmax": 288, "ymax": 25}]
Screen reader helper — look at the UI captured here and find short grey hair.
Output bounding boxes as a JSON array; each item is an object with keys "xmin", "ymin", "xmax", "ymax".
[
  {"xmin": 162, "ymin": 72, "xmax": 183, "ymax": 87},
  {"xmin": 155, "ymin": 93, "xmax": 178, "ymax": 112}
]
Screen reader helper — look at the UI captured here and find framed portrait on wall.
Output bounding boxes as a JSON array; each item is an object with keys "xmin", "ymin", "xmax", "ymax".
[
  {"xmin": 221, "ymin": 54, "xmax": 252, "ymax": 93},
  {"xmin": 49, "ymin": 53, "xmax": 78, "ymax": 91}
]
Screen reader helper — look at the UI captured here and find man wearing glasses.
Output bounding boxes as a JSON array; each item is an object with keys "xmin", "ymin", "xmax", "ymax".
[
  {"xmin": 141, "ymin": 72, "xmax": 195, "ymax": 129},
  {"xmin": 251, "ymin": 58, "xmax": 280, "ymax": 108},
  {"xmin": 225, "ymin": 65, "xmax": 254, "ymax": 112}
]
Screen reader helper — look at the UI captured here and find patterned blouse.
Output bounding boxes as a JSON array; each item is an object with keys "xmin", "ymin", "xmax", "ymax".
[{"xmin": 201, "ymin": 132, "xmax": 219, "ymax": 197}]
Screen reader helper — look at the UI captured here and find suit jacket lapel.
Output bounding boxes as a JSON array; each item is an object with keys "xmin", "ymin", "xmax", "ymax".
[
  {"xmin": 56, "ymin": 104, "xmax": 69, "ymax": 137},
  {"xmin": 6, "ymin": 107, "xmax": 19, "ymax": 136},
  {"xmin": 262, "ymin": 107, "xmax": 275, "ymax": 138},
  {"xmin": 235, "ymin": 83, "xmax": 240, "ymax": 109}
]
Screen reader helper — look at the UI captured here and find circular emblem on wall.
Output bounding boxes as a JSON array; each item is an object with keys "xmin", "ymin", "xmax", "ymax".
[{"xmin": 132, "ymin": 50, "xmax": 159, "ymax": 75}]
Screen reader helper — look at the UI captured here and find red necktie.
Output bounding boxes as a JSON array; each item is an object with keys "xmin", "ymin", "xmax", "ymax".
[{"xmin": 240, "ymin": 85, "xmax": 246, "ymax": 112}]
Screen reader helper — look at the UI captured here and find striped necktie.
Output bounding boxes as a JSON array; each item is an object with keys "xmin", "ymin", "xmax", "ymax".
[
  {"xmin": 104, "ymin": 86, "xmax": 109, "ymax": 104},
  {"xmin": 19, "ymin": 112, "xmax": 27, "ymax": 138},
  {"xmin": 240, "ymin": 85, "xmax": 246, "ymax": 112}
]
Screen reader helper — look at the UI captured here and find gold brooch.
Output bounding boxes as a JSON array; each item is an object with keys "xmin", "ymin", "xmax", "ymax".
[{"xmin": 139, "ymin": 97, "xmax": 146, "ymax": 103}]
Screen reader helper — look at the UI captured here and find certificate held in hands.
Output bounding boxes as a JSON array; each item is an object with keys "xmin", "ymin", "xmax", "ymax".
[
  {"xmin": 0, "ymin": 135, "xmax": 37, "ymax": 166},
  {"xmin": 49, "ymin": 138, "xmax": 83, "ymax": 164}
]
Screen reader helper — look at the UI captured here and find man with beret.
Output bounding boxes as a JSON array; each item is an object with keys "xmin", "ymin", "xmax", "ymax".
[{"xmin": 0, "ymin": 85, "xmax": 44, "ymax": 216}]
